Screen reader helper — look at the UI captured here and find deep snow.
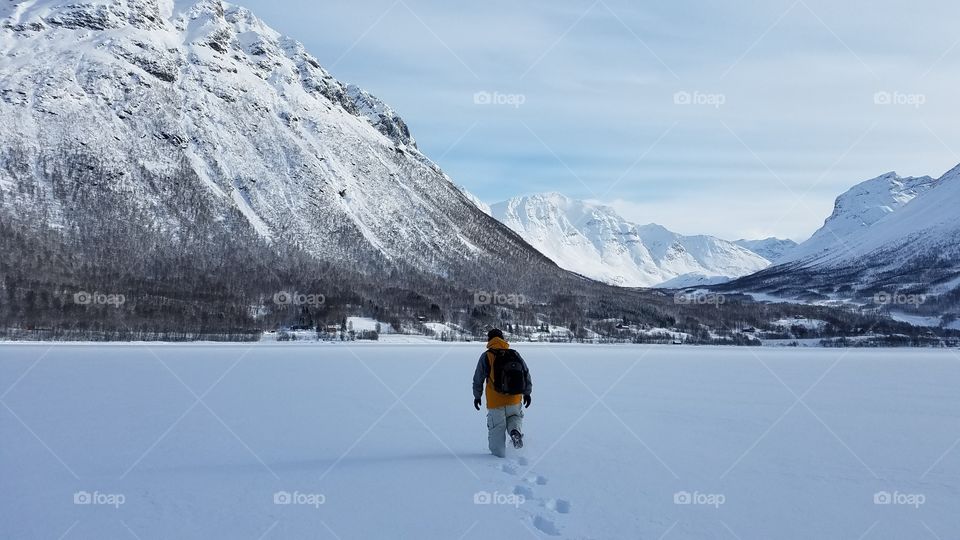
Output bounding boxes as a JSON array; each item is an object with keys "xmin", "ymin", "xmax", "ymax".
[{"xmin": 2, "ymin": 343, "xmax": 959, "ymax": 539}]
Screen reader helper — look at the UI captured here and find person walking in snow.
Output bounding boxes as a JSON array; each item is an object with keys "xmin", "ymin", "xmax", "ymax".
[{"xmin": 473, "ymin": 328, "xmax": 532, "ymax": 458}]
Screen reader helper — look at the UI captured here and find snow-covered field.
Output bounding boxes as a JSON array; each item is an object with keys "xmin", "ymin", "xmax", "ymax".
[{"xmin": 2, "ymin": 343, "xmax": 959, "ymax": 539}]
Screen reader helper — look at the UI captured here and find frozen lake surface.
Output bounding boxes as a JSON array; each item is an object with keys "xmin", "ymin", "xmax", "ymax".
[{"xmin": 2, "ymin": 343, "xmax": 959, "ymax": 539}]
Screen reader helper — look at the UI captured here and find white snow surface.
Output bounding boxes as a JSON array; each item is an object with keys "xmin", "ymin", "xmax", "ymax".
[
  {"xmin": 773, "ymin": 317, "xmax": 827, "ymax": 330},
  {"xmin": 346, "ymin": 316, "xmax": 393, "ymax": 333},
  {"xmin": 887, "ymin": 312, "xmax": 944, "ymax": 328},
  {"xmin": 490, "ymin": 193, "xmax": 771, "ymax": 287},
  {"xmin": 3, "ymin": 343, "xmax": 959, "ymax": 539}
]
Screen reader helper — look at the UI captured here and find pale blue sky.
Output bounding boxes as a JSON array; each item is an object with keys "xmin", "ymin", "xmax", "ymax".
[{"xmin": 239, "ymin": 0, "xmax": 960, "ymax": 241}]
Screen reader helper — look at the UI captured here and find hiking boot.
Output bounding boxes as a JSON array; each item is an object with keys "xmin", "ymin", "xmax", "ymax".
[{"xmin": 510, "ymin": 429, "xmax": 524, "ymax": 449}]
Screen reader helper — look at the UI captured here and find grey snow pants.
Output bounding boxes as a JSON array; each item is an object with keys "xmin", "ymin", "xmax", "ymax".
[{"xmin": 487, "ymin": 403, "xmax": 524, "ymax": 458}]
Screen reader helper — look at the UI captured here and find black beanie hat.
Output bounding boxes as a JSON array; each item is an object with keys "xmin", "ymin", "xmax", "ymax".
[{"xmin": 487, "ymin": 328, "xmax": 504, "ymax": 340}]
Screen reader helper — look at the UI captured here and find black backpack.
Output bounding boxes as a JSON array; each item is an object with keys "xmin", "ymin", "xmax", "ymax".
[{"xmin": 489, "ymin": 349, "xmax": 528, "ymax": 395}]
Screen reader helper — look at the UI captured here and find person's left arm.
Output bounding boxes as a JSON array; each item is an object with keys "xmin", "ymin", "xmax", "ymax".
[{"xmin": 472, "ymin": 352, "xmax": 489, "ymax": 400}]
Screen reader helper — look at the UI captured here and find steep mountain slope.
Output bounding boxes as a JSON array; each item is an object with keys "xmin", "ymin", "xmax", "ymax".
[
  {"xmin": 724, "ymin": 167, "xmax": 960, "ymax": 319},
  {"xmin": 735, "ymin": 237, "xmax": 798, "ymax": 263},
  {"xmin": 777, "ymin": 172, "xmax": 938, "ymax": 264},
  {"xmin": 0, "ymin": 0, "xmax": 559, "ymax": 290},
  {"xmin": 490, "ymin": 193, "xmax": 770, "ymax": 287}
]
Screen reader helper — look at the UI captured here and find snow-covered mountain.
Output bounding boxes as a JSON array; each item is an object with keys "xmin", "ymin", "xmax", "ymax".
[
  {"xmin": 726, "ymin": 167, "xmax": 960, "ymax": 317},
  {"xmin": 734, "ymin": 237, "xmax": 798, "ymax": 263},
  {"xmin": 0, "ymin": 0, "xmax": 560, "ymax": 288},
  {"xmin": 777, "ymin": 172, "xmax": 938, "ymax": 264},
  {"xmin": 490, "ymin": 193, "xmax": 771, "ymax": 287},
  {"xmin": 791, "ymin": 166, "xmax": 960, "ymax": 269}
]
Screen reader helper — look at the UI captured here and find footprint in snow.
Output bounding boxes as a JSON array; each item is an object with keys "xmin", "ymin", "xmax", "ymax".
[
  {"xmin": 495, "ymin": 456, "xmax": 571, "ymax": 536},
  {"xmin": 524, "ymin": 474, "xmax": 548, "ymax": 485},
  {"xmin": 513, "ymin": 484, "xmax": 535, "ymax": 498},
  {"xmin": 533, "ymin": 515, "xmax": 561, "ymax": 536},
  {"xmin": 544, "ymin": 498, "xmax": 571, "ymax": 514}
]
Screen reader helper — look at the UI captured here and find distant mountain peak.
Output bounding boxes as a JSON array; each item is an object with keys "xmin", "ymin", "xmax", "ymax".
[
  {"xmin": 779, "ymin": 171, "xmax": 937, "ymax": 264},
  {"xmin": 734, "ymin": 237, "xmax": 799, "ymax": 264},
  {"xmin": 2, "ymin": 0, "xmax": 416, "ymax": 148},
  {"xmin": 490, "ymin": 193, "xmax": 770, "ymax": 287}
]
